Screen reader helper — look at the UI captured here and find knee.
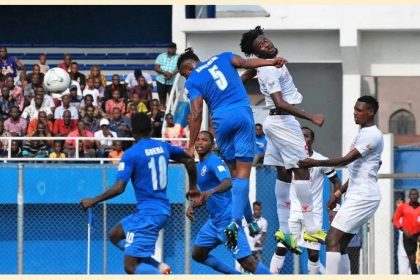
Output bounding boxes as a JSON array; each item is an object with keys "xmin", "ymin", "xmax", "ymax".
[
  {"xmin": 326, "ymin": 234, "xmax": 340, "ymax": 251},
  {"xmin": 239, "ymin": 256, "xmax": 257, "ymax": 272},
  {"xmin": 192, "ymin": 250, "xmax": 207, "ymax": 263},
  {"xmin": 109, "ymin": 228, "xmax": 124, "ymax": 245},
  {"xmin": 124, "ymin": 262, "xmax": 136, "ymax": 274}
]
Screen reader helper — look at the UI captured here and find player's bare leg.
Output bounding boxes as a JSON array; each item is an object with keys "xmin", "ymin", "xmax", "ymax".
[
  {"xmin": 325, "ymin": 226, "xmax": 354, "ymax": 274},
  {"xmin": 109, "ymin": 224, "xmax": 125, "ymax": 251}
]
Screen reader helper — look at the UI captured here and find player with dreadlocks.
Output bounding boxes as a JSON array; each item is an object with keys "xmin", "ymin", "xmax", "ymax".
[
  {"xmin": 178, "ymin": 47, "xmax": 287, "ymax": 251},
  {"xmin": 240, "ymin": 26, "xmax": 326, "ymax": 273}
]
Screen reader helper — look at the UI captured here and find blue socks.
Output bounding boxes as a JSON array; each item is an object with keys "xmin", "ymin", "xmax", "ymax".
[
  {"xmin": 135, "ymin": 262, "xmax": 160, "ymax": 274},
  {"xmin": 254, "ymin": 262, "xmax": 271, "ymax": 274},
  {"xmin": 231, "ymin": 178, "xmax": 250, "ymax": 224},
  {"xmin": 203, "ymin": 254, "xmax": 241, "ymax": 274}
]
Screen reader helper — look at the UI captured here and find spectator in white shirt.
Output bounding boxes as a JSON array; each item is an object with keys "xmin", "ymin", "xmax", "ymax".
[
  {"xmin": 54, "ymin": 93, "xmax": 79, "ymax": 120},
  {"xmin": 30, "ymin": 86, "xmax": 55, "ymax": 113},
  {"xmin": 94, "ymin": 118, "xmax": 117, "ymax": 157},
  {"xmin": 83, "ymin": 77, "xmax": 99, "ymax": 106},
  {"xmin": 125, "ymin": 69, "xmax": 153, "ymax": 89},
  {"xmin": 22, "ymin": 93, "xmax": 53, "ymax": 121}
]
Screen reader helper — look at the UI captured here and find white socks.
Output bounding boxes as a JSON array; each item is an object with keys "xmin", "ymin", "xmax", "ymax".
[
  {"xmin": 275, "ymin": 180, "xmax": 291, "ymax": 234},
  {"xmin": 326, "ymin": 252, "xmax": 341, "ymax": 274},
  {"xmin": 326, "ymin": 252, "xmax": 350, "ymax": 274},
  {"xmin": 338, "ymin": 254, "xmax": 350, "ymax": 274},
  {"xmin": 270, "ymin": 253, "xmax": 285, "ymax": 274},
  {"xmin": 308, "ymin": 260, "xmax": 319, "ymax": 274},
  {"xmin": 293, "ymin": 180, "xmax": 318, "ymax": 234}
]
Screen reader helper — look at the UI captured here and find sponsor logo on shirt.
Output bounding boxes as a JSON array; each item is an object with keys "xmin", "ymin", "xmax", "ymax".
[
  {"xmin": 200, "ymin": 165, "xmax": 207, "ymax": 176},
  {"xmin": 217, "ymin": 165, "xmax": 226, "ymax": 172},
  {"xmin": 118, "ymin": 162, "xmax": 125, "ymax": 171}
]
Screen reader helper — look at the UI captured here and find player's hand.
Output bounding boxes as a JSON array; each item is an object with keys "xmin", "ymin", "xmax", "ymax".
[
  {"xmin": 187, "ymin": 146, "xmax": 195, "ymax": 157},
  {"xmin": 186, "ymin": 205, "xmax": 195, "ymax": 221},
  {"xmin": 186, "ymin": 188, "xmax": 201, "ymax": 200},
  {"xmin": 311, "ymin": 114, "xmax": 324, "ymax": 127},
  {"xmin": 327, "ymin": 195, "xmax": 339, "ymax": 211},
  {"xmin": 80, "ymin": 198, "xmax": 96, "ymax": 211},
  {"xmin": 403, "ymin": 230, "xmax": 413, "ymax": 238},
  {"xmin": 272, "ymin": 57, "xmax": 288, "ymax": 68},
  {"xmin": 298, "ymin": 158, "xmax": 318, "ymax": 168}
]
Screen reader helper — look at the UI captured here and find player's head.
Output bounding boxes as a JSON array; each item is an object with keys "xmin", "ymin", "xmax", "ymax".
[
  {"xmin": 301, "ymin": 126, "xmax": 315, "ymax": 147},
  {"xmin": 253, "ymin": 201, "xmax": 262, "ymax": 218},
  {"xmin": 255, "ymin": 123, "xmax": 264, "ymax": 137},
  {"xmin": 240, "ymin": 26, "xmax": 278, "ymax": 58},
  {"xmin": 178, "ymin": 48, "xmax": 200, "ymax": 79},
  {"xmin": 354, "ymin": 95, "xmax": 379, "ymax": 125},
  {"xmin": 195, "ymin": 131, "xmax": 214, "ymax": 157},
  {"xmin": 131, "ymin": 112, "xmax": 152, "ymax": 139},
  {"xmin": 409, "ymin": 188, "xmax": 419, "ymax": 203}
]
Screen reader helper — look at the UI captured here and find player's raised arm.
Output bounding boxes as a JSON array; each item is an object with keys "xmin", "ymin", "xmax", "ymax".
[
  {"xmin": 167, "ymin": 144, "xmax": 198, "ymax": 195},
  {"xmin": 231, "ymin": 55, "xmax": 287, "ymax": 70},
  {"xmin": 299, "ymin": 148, "xmax": 361, "ymax": 169},
  {"xmin": 188, "ymin": 96, "xmax": 203, "ymax": 156}
]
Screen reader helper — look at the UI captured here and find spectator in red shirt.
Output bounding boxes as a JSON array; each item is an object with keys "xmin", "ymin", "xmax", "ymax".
[
  {"xmin": 4, "ymin": 106, "xmax": 27, "ymax": 136},
  {"xmin": 53, "ymin": 110, "xmax": 77, "ymax": 137},
  {"xmin": 27, "ymin": 111, "xmax": 53, "ymax": 136},
  {"xmin": 105, "ymin": 90, "xmax": 126, "ymax": 116},
  {"xmin": 58, "ymin": 54, "xmax": 72, "ymax": 72},
  {"xmin": 65, "ymin": 120, "xmax": 95, "ymax": 158},
  {"xmin": 393, "ymin": 189, "xmax": 420, "ymax": 274}
]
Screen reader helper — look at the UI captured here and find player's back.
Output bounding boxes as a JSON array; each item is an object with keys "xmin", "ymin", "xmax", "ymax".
[
  {"xmin": 197, "ymin": 152, "xmax": 232, "ymax": 223},
  {"xmin": 121, "ymin": 139, "xmax": 175, "ymax": 215},
  {"xmin": 186, "ymin": 52, "xmax": 250, "ymax": 117}
]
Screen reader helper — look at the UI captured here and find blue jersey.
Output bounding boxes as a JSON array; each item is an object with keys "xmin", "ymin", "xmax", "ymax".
[
  {"xmin": 117, "ymin": 139, "xmax": 185, "ymax": 215},
  {"xmin": 197, "ymin": 152, "xmax": 232, "ymax": 223},
  {"xmin": 185, "ymin": 52, "xmax": 250, "ymax": 118}
]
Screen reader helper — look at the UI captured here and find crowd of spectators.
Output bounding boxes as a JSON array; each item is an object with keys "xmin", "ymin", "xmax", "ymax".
[{"xmin": 0, "ymin": 45, "xmax": 183, "ymax": 160}]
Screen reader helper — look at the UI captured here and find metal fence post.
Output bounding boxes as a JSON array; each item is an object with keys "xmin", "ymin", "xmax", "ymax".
[
  {"xmin": 102, "ymin": 166, "xmax": 108, "ymax": 274},
  {"xmin": 17, "ymin": 163, "xmax": 24, "ymax": 274},
  {"xmin": 184, "ymin": 166, "xmax": 191, "ymax": 274},
  {"xmin": 362, "ymin": 223, "xmax": 369, "ymax": 274}
]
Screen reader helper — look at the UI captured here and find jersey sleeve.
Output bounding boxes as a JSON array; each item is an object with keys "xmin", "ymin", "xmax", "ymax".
[
  {"xmin": 210, "ymin": 157, "xmax": 231, "ymax": 182},
  {"xmin": 322, "ymin": 164, "xmax": 337, "ymax": 178},
  {"xmin": 260, "ymin": 67, "xmax": 282, "ymax": 94},
  {"xmin": 185, "ymin": 80, "xmax": 202, "ymax": 101},
  {"xmin": 354, "ymin": 131, "xmax": 380, "ymax": 157},
  {"xmin": 166, "ymin": 142, "xmax": 186, "ymax": 156},
  {"xmin": 116, "ymin": 152, "xmax": 134, "ymax": 183}
]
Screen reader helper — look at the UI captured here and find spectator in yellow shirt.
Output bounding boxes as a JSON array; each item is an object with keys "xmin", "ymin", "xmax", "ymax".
[{"xmin": 49, "ymin": 141, "xmax": 66, "ymax": 159}]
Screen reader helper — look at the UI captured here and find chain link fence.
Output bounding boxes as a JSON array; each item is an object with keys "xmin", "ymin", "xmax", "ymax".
[{"xmin": 0, "ymin": 163, "xmax": 413, "ymax": 274}]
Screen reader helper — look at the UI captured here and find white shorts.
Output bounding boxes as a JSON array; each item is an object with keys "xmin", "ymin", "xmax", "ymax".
[
  {"xmin": 331, "ymin": 197, "xmax": 380, "ymax": 234},
  {"xmin": 288, "ymin": 210, "xmax": 323, "ymax": 250},
  {"xmin": 263, "ymin": 115, "xmax": 308, "ymax": 169}
]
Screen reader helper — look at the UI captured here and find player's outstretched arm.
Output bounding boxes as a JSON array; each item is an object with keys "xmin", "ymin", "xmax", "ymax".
[
  {"xmin": 188, "ymin": 97, "xmax": 203, "ymax": 156},
  {"xmin": 241, "ymin": 69, "xmax": 257, "ymax": 82},
  {"xmin": 231, "ymin": 55, "xmax": 287, "ymax": 70},
  {"xmin": 170, "ymin": 152, "xmax": 198, "ymax": 194},
  {"xmin": 271, "ymin": 91, "xmax": 324, "ymax": 126},
  {"xmin": 299, "ymin": 148, "xmax": 361, "ymax": 168},
  {"xmin": 80, "ymin": 180, "xmax": 127, "ymax": 210}
]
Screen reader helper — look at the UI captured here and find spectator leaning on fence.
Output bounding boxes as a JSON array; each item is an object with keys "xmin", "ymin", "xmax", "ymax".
[
  {"xmin": 393, "ymin": 189, "xmax": 420, "ymax": 274},
  {"xmin": 49, "ymin": 140, "xmax": 66, "ymax": 159},
  {"xmin": 108, "ymin": 140, "xmax": 123, "ymax": 163},
  {"xmin": 22, "ymin": 123, "xmax": 50, "ymax": 158},
  {"xmin": 11, "ymin": 140, "xmax": 22, "ymax": 158},
  {"xmin": 154, "ymin": 42, "xmax": 180, "ymax": 110}
]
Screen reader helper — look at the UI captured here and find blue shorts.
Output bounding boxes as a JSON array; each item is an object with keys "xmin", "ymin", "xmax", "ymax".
[
  {"xmin": 120, "ymin": 212, "xmax": 169, "ymax": 258},
  {"xmin": 194, "ymin": 219, "xmax": 251, "ymax": 260},
  {"xmin": 212, "ymin": 106, "xmax": 255, "ymax": 164}
]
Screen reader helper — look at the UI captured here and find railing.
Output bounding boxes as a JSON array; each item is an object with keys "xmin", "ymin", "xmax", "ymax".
[{"xmin": 0, "ymin": 136, "xmax": 189, "ymax": 162}]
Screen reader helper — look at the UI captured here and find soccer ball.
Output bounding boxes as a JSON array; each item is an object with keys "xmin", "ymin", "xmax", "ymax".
[{"xmin": 43, "ymin": 67, "xmax": 71, "ymax": 93}]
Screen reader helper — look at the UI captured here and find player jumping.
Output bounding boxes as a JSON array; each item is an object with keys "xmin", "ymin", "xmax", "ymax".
[
  {"xmin": 187, "ymin": 131, "xmax": 271, "ymax": 274},
  {"xmin": 178, "ymin": 48, "xmax": 286, "ymax": 250},
  {"xmin": 299, "ymin": 96, "xmax": 383, "ymax": 274},
  {"xmin": 80, "ymin": 112, "xmax": 197, "ymax": 274},
  {"xmin": 240, "ymin": 26, "xmax": 327, "ymax": 265}
]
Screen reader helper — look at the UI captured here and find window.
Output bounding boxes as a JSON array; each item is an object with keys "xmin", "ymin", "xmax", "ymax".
[{"xmin": 389, "ymin": 109, "xmax": 416, "ymax": 135}]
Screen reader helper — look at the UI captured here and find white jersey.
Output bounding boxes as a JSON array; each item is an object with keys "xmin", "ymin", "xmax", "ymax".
[
  {"xmin": 290, "ymin": 151, "xmax": 336, "ymax": 215},
  {"xmin": 243, "ymin": 217, "xmax": 267, "ymax": 251},
  {"xmin": 256, "ymin": 65, "xmax": 303, "ymax": 109},
  {"xmin": 347, "ymin": 125, "xmax": 383, "ymax": 201}
]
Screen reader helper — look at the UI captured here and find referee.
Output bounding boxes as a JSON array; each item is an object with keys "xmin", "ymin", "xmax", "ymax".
[{"xmin": 393, "ymin": 189, "xmax": 420, "ymax": 274}]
